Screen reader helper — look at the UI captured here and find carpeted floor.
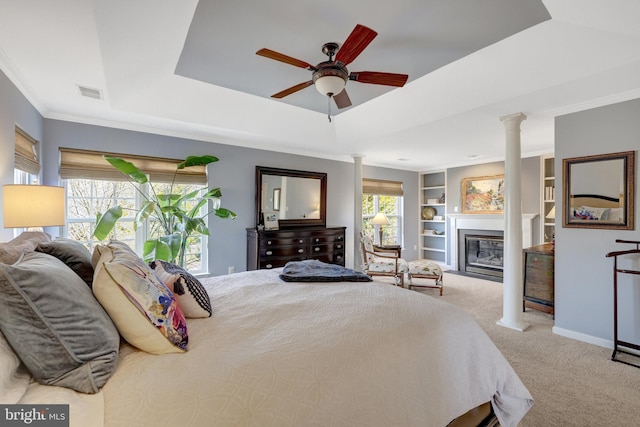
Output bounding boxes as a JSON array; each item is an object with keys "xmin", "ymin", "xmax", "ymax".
[{"xmin": 407, "ymin": 272, "xmax": 640, "ymax": 426}]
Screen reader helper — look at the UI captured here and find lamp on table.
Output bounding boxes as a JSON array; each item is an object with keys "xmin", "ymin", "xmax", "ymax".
[
  {"xmin": 370, "ymin": 212, "xmax": 391, "ymax": 245},
  {"xmin": 3, "ymin": 184, "xmax": 66, "ymax": 231}
]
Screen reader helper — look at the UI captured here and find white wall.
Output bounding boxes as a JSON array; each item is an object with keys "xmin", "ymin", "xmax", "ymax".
[{"xmin": 554, "ymin": 98, "xmax": 640, "ymax": 347}]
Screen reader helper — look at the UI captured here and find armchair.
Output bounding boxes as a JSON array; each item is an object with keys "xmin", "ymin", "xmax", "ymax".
[
  {"xmin": 360, "ymin": 231, "xmax": 444, "ymax": 294},
  {"xmin": 360, "ymin": 232, "xmax": 408, "ymax": 286}
]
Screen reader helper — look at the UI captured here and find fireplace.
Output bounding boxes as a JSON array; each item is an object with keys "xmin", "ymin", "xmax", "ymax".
[
  {"xmin": 458, "ymin": 229, "xmax": 504, "ymax": 278},
  {"xmin": 448, "ymin": 213, "xmax": 537, "ymax": 278}
]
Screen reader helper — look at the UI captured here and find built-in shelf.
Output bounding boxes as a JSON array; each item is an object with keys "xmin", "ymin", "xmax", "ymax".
[
  {"xmin": 541, "ymin": 154, "xmax": 555, "ymax": 243},
  {"xmin": 419, "ymin": 171, "xmax": 447, "ymax": 265}
]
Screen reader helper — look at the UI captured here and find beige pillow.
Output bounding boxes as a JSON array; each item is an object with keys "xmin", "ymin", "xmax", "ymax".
[
  {"xmin": 0, "ymin": 231, "xmax": 51, "ymax": 264},
  {"xmin": 92, "ymin": 242, "xmax": 188, "ymax": 354}
]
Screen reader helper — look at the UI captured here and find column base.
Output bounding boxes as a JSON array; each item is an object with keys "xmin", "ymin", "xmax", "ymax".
[{"xmin": 497, "ymin": 318, "xmax": 530, "ymax": 332}]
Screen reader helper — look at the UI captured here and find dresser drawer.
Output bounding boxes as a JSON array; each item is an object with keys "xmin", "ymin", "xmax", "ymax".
[
  {"xmin": 261, "ymin": 236, "xmax": 308, "ymax": 247},
  {"xmin": 260, "ymin": 245, "xmax": 307, "ymax": 258},
  {"xmin": 247, "ymin": 226, "xmax": 346, "ymax": 271}
]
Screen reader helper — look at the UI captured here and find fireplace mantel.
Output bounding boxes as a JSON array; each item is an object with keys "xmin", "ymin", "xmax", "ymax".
[{"xmin": 448, "ymin": 213, "xmax": 538, "ymax": 271}]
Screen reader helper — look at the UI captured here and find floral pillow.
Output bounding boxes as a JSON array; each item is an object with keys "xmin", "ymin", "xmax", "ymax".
[
  {"xmin": 149, "ymin": 260, "xmax": 212, "ymax": 318},
  {"xmin": 93, "ymin": 243, "xmax": 188, "ymax": 354}
]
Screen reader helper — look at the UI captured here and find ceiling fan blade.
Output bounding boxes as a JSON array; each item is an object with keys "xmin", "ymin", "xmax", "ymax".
[
  {"xmin": 333, "ymin": 89, "xmax": 352, "ymax": 109},
  {"xmin": 256, "ymin": 48, "xmax": 315, "ymax": 70},
  {"xmin": 335, "ymin": 24, "xmax": 377, "ymax": 65},
  {"xmin": 350, "ymin": 71, "xmax": 409, "ymax": 87},
  {"xmin": 271, "ymin": 81, "xmax": 313, "ymax": 98}
]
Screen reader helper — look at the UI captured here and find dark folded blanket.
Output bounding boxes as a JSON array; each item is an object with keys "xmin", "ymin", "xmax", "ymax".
[{"xmin": 280, "ymin": 259, "xmax": 372, "ymax": 282}]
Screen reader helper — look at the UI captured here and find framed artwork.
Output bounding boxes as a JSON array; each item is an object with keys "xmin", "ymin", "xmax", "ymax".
[
  {"xmin": 263, "ymin": 211, "xmax": 279, "ymax": 230},
  {"xmin": 461, "ymin": 174, "xmax": 505, "ymax": 214}
]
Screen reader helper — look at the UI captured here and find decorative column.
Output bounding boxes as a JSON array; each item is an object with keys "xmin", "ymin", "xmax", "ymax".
[
  {"xmin": 497, "ymin": 113, "xmax": 530, "ymax": 332},
  {"xmin": 353, "ymin": 154, "xmax": 365, "ymax": 271}
]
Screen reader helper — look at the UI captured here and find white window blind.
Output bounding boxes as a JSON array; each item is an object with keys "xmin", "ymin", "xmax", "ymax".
[
  {"xmin": 362, "ymin": 178, "xmax": 403, "ymax": 196},
  {"xmin": 59, "ymin": 148, "xmax": 207, "ymax": 184},
  {"xmin": 14, "ymin": 127, "xmax": 40, "ymax": 175}
]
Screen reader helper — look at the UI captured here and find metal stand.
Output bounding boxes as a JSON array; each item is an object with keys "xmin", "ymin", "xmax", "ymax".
[{"xmin": 605, "ymin": 239, "xmax": 640, "ymax": 368}]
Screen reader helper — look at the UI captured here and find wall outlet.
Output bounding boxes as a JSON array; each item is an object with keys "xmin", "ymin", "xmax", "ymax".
[
  {"xmin": 228, "ymin": 266, "xmax": 235, "ymax": 274},
  {"xmin": 454, "ymin": 206, "xmax": 459, "ymax": 212}
]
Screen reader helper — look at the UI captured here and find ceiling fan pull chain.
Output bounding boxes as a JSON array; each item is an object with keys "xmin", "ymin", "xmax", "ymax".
[{"xmin": 328, "ymin": 95, "xmax": 332, "ymax": 122}]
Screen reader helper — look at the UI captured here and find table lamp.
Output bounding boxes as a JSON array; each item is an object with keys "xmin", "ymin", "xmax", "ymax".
[
  {"xmin": 3, "ymin": 184, "xmax": 65, "ymax": 230},
  {"xmin": 370, "ymin": 212, "xmax": 390, "ymax": 245}
]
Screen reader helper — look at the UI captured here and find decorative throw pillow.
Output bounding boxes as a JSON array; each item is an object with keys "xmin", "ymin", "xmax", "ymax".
[
  {"xmin": 0, "ymin": 330, "xmax": 31, "ymax": 404},
  {"xmin": 0, "ymin": 252, "xmax": 120, "ymax": 394},
  {"xmin": 93, "ymin": 243, "xmax": 188, "ymax": 354},
  {"xmin": 149, "ymin": 260, "xmax": 212, "ymax": 318},
  {"xmin": 35, "ymin": 238, "xmax": 94, "ymax": 287},
  {"xmin": 0, "ymin": 231, "xmax": 51, "ymax": 264}
]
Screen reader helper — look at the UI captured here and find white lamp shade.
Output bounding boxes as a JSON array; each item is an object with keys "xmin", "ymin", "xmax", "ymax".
[
  {"xmin": 3, "ymin": 185, "xmax": 66, "ymax": 228},
  {"xmin": 314, "ymin": 75, "xmax": 346, "ymax": 96},
  {"xmin": 370, "ymin": 212, "xmax": 391, "ymax": 226},
  {"xmin": 546, "ymin": 205, "xmax": 555, "ymax": 219}
]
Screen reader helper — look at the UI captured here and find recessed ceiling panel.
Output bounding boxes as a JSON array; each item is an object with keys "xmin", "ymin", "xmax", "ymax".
[{"xmin": 175, "ymin": 0, "xmax": 550, "ymax": 114}]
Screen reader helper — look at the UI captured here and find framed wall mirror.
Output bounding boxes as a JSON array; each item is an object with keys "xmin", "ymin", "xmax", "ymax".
[
  {"xmin": 255, "ymin": 166, "xmax": 327, "ymax": 228},
  {"xmin": 563, "ymin": 150, "xmax": 635, "ymax": 229}
]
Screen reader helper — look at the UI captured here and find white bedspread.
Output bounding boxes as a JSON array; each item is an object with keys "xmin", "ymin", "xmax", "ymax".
[{"xmin": 103, "ymin": 269, "xmax": 533, "ymax": 426}]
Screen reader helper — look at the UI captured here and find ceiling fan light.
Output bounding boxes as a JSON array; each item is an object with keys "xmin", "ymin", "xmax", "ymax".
[{"xmin": 314, "ymin": 75, "xmax": 346, "ymax": 97}]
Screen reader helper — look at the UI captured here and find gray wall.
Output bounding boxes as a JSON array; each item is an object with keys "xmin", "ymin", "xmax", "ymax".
[
  {"xmin": 0, "ymin": 70, "xmax": 43, "ymax": 242},
  {"xmin": 554, "ymin": 98, "xmax": 640, "ymax": 347},
  {"xmin": 444, "ymin": 156, "xmax": 542, "ymax": 263},
  {"xmin": 1, "ymin": 69, "xmax": 418, "ymax": 275},
  {"xmin": 40, "ymin": 120, "xmax": 417, "ymax": 275}
]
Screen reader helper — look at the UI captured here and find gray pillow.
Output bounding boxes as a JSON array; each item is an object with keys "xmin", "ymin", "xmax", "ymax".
[
  {"xmin": 0, "ymin": 252, "xmax": 120, "ymax": 394},
  {"xmin": 36, "ymin": 238, "xmax": 94, "ymax": 287},
  {"xmin": 0, "ymin": 231, "xmax": 51, "ymax": 264}
]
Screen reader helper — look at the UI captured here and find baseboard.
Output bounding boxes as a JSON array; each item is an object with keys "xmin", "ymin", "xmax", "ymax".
[{"xmin": 552, "ymin": 326, "xmax": 613, "ymax": 349}]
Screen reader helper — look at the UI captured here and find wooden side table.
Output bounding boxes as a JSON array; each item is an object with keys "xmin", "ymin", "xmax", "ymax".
[
  {"xmin": 522, "ymin": 243, "xmax": 554, "ymax": 315},
  {"xmin": 373, "ymin": 244, "xmax": 402, "ymax": 258}
]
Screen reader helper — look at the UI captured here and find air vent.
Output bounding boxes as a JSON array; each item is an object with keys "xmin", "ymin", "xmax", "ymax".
[{"xmin": 77, "ymin": 85, "xmax": 103, "ymax": 100}]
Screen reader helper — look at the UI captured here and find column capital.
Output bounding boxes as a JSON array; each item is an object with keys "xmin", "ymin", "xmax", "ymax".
[{"xmin": 500, "ymin": 112, "xmax": 527, "ymax": 126}]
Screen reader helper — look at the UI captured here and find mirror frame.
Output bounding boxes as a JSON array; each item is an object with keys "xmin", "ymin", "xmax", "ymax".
[
  {"xmin": 255, "ymin": 166, "xmax": 327, "ymax": 228},
  {"xmin": 562, "ymin": 150, "xmax": 635, "ymax": 230}
]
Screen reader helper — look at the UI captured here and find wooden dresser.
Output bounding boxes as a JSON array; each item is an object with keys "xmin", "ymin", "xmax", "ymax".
[
  {"xmin": 522, "ymin": 243, "xmax": 554, "ymax": 315},
  {"xmin": 246, "ymin": 226, "xmax": 346, "ymax": 270}
]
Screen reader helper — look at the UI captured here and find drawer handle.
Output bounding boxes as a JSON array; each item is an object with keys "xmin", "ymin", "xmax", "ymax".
[
  {"xmin": 336, "ymin": 255, "xmax": 343, "ymax": 260},
  {"xmin": 315, "ymin": 238, "xmax": 320, "ymax": 242},
  {"xmin": 314, "ymin": 247, "xmax": 320, "ymax": 252},
  {"xmin": 336, "ymin": 244, "xmax": 342, "ymax": 249},
  {"xmin": 298, "ymin": 249, "xmax": 304, "ymax": 254},
  {"xmin": 267, "ymin": 240, "xmax": 272, "ymax": 245},
  {"xmin": 299, "ymin": 239, "xmax": 304, "ymax": 244},
  {"xmin": 266, "ymin": 264, "xmax": 273, "ymax": 269},
  {"xmin": 266, "ymin": 251, "xmax": 273, "ymax": 256}
]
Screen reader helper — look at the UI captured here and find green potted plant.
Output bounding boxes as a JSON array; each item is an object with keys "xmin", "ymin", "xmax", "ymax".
[{"xmin": 93, "ymin": 154, "xmax": 236, "ymax": 267}]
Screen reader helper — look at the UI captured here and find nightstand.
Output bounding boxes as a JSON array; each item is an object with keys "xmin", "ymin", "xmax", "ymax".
[{"xmin": 523, "ymin": 243, "xmax": 554, "ymax": 315}]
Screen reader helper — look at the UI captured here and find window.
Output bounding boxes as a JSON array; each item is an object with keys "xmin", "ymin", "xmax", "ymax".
[
  {"xmin": 362, "ymin": 178, "xmax": 404, "ymax": 246},
  {"xmin": 61, "ymin": 148, "xmax": 209, "ymax": 273}
]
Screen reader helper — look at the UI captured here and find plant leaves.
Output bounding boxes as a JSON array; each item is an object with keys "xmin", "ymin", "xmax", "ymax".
[
  {"xmin": 177, "ymin": 155, "xmax": 219, "ymax": 169},
  {"xmin": 93, "ymin": 206, "xmax": 123, "ymax": 240},
  {"xmin": 142, "ymin": 239, "xmax": 171, "ymax": 263},
  {"xmin": 214, "ymin": 208, "xmax": 237, "ymax": 219},
  {"xmin": 134, "ymin": 201, "xmax": 157, "ymax": 230},
  {"xmin": 103, "ymin": 156, "xmax": 148, "ymax": 184}
]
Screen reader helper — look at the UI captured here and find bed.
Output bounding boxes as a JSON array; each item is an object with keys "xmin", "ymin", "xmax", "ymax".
[
  {"xmin": 569, "ymin": 194, "xmax": 623, "ymax": 223},
  {"xmin": 0, "ymin": 234, "xmax": 533, "ymax": 427}
]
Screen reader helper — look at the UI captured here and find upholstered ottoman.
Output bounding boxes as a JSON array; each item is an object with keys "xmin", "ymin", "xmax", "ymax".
[{"xmin": 407, "ymin": 260, "xmax": 443, "ymax": 295}]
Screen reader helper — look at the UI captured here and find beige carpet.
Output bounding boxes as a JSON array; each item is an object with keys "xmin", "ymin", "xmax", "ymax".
[{"xmin": 408, "ymin": 272, "xmax": 640, "ymax": 426}]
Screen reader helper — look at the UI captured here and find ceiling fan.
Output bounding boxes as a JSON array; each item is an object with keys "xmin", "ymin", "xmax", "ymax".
[{"xmin": 256, "ymin": 24, "xmax": 409, "ymax": 118}]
